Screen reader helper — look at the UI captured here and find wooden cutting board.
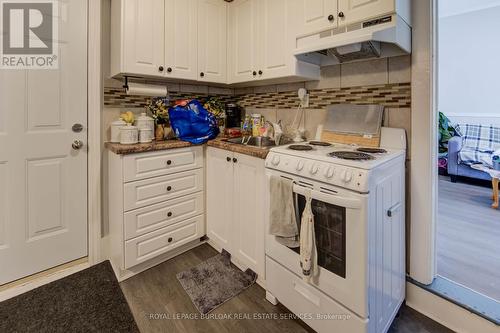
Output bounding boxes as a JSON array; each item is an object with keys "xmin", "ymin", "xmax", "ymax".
[{"xmin": 321, "ymin": 130, "xmax": 381, "ymax": 147}]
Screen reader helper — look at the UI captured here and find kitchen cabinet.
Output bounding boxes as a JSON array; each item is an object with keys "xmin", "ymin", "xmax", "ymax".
[
  {"xmin": 107, "ymin": 147, "xmax": 205, "ymax": 280},
  {"xmin": 228, "ymin": 0, "xmax": 320, "ymax": 84},
  {"xmin": 111, "ymin": 0, "xmax": 165, "ymax": 77},
  {"xmin": 295, "ymin": 0, "xmax": 338, "ymax": 36},
  {"xmin": 197, "ymin": 0, "xmax": 228, "ymax": 84},
  {"xmin": 164, "ymin": 0, "xmax": 198, "ymax": 80},
  {"xmin": 206, "ymin": 147, "xmax": 266, "ymax": 281},
  {"xmin": 338, "ymin": 0, "xmax": 395, "ymax": 26},
  {"xmin": 227, "ymin": 0, "xmax": 260, "ymax": 83}
]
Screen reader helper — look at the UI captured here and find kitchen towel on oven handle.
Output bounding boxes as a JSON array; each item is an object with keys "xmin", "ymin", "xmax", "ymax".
[
  {"xmin": 269, "ymin": 175, "xmax": 300, "ymax": 248},
  {"xmin": 300, "ymin": 189, "xmax": 318, "ymax": 282}
]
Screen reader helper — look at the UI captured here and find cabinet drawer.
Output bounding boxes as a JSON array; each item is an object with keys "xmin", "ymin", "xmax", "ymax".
[
  {"xmin": 266, "ymin": 258, "xmax": 367, "ymax": 332},
  {"xmin": 123, "ymin": 146, "xmax": 203, "ymax": 182},
  {"xmin": 124, "ymin": 192, "xmax": 204, "ymax": 240},
  {"xmin": 124, "ymin": 169, "xmax": 204, "ymax": 211},
  {"xmin": 124, "ymin": 215, "xmax": 205, "ymax": 269}
]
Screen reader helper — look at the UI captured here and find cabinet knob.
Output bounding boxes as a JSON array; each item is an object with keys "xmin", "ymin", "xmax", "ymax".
[
  {"xmin": 338, "ymin": 12, "xmax": 345, "ymax": 18},
  {"xmin": 258, "ymin": 70, "xmax": 263, "ymax": 75},
  {"xmin": 168, "ymin": 237, "xmax": 173, "ymax": 243},
  {"xmin": 328, "ymin": 14, "xmax": 334, "ymax": 21},
  {"xmin": 252, "ymin": 71, "xmax": 257, "ymax": 76},
  {"xmin": 200, "ymin": 72, "xmax": 205, "ymax": 77},
  {"xmin": 167, "ymin": 212, "xmax": 173, "ymax": 217},
  {"xmin": 233, "ymin": 158, "xmax": 237, "ymax": 163},
  {"xmin": 166, "ymin": 160, "xmax": 172, "ymax": 166},
  {"xmin": 166, "ymin": 186, "xmax": 172, "ymax": 192},
  {"xmin": 158, "ymin": 66, "xmax": 164, "ymax": 72},
  {"xmin": 227, "ymin": 157, "xmax": 231, "ymax": 162},
  {"xmin": 167, "ymin": 67, "xmax": 172, "ymax": 73}
]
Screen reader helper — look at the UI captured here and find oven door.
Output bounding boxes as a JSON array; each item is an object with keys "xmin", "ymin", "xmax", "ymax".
[{"xmin": 265, "ymin": 172, "xmax": 369, "ymax": 318}]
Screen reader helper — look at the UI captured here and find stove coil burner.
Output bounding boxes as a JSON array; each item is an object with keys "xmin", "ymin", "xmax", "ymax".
[
  {"xmin": 308, "ymin": 141, "xmax": 332, "ymax": 147},
  {"xmin": 328, "ymin": 151, "xmax": 375, "ymax": 160},
  {"xmin": 288, "ymin": 145, "xmax": 313, "ymax": 151},
  {"xmin": 356, "ymin": 147, "xmax": 387, "ymax": 154}
]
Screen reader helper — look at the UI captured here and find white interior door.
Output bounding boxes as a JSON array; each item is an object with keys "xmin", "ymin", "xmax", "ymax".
[{"xmin": 0, "ymin": 0, "xmax": 88, "ymax": 285}]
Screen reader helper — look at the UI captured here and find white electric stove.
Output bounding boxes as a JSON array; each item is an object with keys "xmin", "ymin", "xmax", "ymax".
[{"xmin": 264, "ymin": 127, "xmax": 407, "ymax": 333}]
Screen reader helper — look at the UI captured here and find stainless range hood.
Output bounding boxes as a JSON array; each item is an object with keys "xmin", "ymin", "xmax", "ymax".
[{"xmin": 295, "ymin": 14, "xmax": 411, "ymax": 66}]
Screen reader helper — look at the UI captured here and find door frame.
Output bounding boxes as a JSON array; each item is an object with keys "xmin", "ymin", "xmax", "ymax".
[
  {"xmin": 409, "ymin": 0, "xmax": 437, "ymax": 285},
  {"xmin": 88, "ymin": 0, "xmax": 102, "ymax": 266}
]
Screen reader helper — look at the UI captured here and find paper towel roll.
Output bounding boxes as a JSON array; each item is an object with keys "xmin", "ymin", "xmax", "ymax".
[{"xmin": 126, "ymin": 82, "xmax": 168, "ymax": 97}]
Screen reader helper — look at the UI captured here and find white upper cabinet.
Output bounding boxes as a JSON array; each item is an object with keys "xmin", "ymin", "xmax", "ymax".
[
  {"xmin": 295, "ymin": 0, "xmax": 338, "ymax": 36},
  {"xmin": 197, "ymin": 0, "xmax": 228, "ymax": 84},
  {"xmin": 164, "ymin": 0, "xmax": 198, "ymax": 80},
  {"xmin": 227, "ymin": 0, "xmax": 260, "ymax": 84},
  {"xmin": 258, "ymin": 0, "xmax": 292, "ymax": 80},
  {"xmin": 337, "ymin": 0, "xmax": 395, "ymax": 26},
  {"xmin": 112, "ymin": 0, "xmax": 165, "ymax": 77},
  {"xmin": 228, "ymin": 0, "xmax": 320, "ymax": 84}
]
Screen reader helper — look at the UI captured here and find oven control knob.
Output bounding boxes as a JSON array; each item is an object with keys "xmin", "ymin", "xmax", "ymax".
[
  {"xmin": 296, "ymin": 160, "xmax": 305, "ymax": 171},
  {"xmin": 309, "ymin": 163, "xmax": 319, "ymax": 175},
  {"xmin": 342, "ymin": 170, "xmax": 353, "ymax": 183},
  {"xmin": 324, "ymin": 166, "xmax": 335, "ymax": 179},
  {"xmin": 271, "ymin": 155, "xmax": 280, "ymax": 166}
]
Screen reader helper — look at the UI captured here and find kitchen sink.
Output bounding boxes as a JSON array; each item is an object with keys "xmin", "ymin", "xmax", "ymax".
[{"xmin": 225, "ymin": 136, "xmax": 276, "ymax": 148}]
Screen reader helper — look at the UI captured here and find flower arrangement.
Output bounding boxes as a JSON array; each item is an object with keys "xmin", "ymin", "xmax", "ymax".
[{"xmin": 146, "ymin": 97, "xmax": 170, "ymax": 125}]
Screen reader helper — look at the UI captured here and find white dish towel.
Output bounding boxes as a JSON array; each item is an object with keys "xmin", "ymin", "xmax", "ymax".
[{"xmin": 300, "ymin": 189, "xmax": 318, "ymax": 282}]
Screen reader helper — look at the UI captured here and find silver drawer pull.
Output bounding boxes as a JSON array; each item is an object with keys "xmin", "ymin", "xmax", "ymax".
[{"xmin": 387, "ymin": 202, "xmax": 402, "ymax": 217}]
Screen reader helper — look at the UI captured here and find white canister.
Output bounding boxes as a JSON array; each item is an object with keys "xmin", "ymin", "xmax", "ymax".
[
  {"xmin": 120, "ymin": 123, "xmax": 139, "ymax": 144},
  {"xmin": 135, "ymin": 112, "xmax": 155, "ymax": 132},
  {"xmin": 139, "ymin": 128, "xmax": 153, "ymax": 143},
  {"xmin": 110, "ymin": 118, "xmax": 126, "ymax": 143}
]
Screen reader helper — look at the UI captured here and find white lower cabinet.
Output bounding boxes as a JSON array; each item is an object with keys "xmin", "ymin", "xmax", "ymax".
[
  {"xmin": 206, "ymin": 147, "xmax": 266, "ymax": 281},
  {"xmin": 108, "ymin": 146, "xmax": 205, "ymax": 277}
]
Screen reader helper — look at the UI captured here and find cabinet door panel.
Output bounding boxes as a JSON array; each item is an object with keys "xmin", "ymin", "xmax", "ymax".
[
  {"xmin": 259, "ymin": 0, "xmax": 292, "ymax": 79},
  {"xmin": 198, "ymin": 0, "xmax": 227, "ymax": 83},
  {"xmin": 123, "ymin": 0, "xmax": 164, "ymax": 76},
  {"xmin": 165, "ymin": 0, "xmax": 197, "ymax": 80},
  {"xmin": 232, "ymin": 153, "xmax": 265, "ymax": 277},
  {"xmin": 295, "ymin": 0, "xmax": 337, "ymax": 36},
  {"xmin": 227, "ymin": 0, "xmax": 259, "ymax": 83},
  {"xmin": 206, "ymin": 148, "xmax": 234, "ymax": 252},
  {"xmin": 338, "ymin": 0, "xmax": 394, "ymax": 25}
]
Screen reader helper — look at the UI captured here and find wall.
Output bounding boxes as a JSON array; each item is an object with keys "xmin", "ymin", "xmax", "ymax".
[{"xmin": 438, "ymin": 6, "xmax": 500, "ymax": 125}]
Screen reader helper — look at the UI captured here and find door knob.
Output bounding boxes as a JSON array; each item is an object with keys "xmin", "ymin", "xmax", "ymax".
[{"xmin": 72, "ymin": 140, "xmax": 84, "ymax": 150}]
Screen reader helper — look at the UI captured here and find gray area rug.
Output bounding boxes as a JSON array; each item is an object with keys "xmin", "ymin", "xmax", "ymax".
[
  {"xmin": 177, "ymin": 249, "xmax": 257, "ymax": 314},
  {"xmin": 0, "ymin": 261, "xmax": 139, "ymax": 333}
]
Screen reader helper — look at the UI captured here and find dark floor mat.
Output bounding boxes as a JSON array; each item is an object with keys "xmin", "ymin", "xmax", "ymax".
[
  {"xmin": 177, "ymin": 249, "xmax": 257, "ymax": 314},
  {"xmin": 0, "ymin": 261, "xmax": 139, "ymax": 333}
]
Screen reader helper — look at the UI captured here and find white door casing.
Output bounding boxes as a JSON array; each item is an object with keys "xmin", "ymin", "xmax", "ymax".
[{"xmin": 0, "ymin": 0, "xmax": 88, "ymax": 285}]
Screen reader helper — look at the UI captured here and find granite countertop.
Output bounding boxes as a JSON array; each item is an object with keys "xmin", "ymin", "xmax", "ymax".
[
  {"xmin": 105, "ymin": 140, "xmax": 193, "ymax": 155},
  {"xmin": 207, "ymin": 138, "xmax": 270, "ymax": 160},
  {"xmin": 105, "ymin": 138, "xmax": 271, "ymax": 159}
]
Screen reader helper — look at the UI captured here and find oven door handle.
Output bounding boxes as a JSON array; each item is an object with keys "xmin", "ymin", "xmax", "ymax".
[{"xmin": 292, "ymin": 185, "xmax": 362, "ymax": 209}]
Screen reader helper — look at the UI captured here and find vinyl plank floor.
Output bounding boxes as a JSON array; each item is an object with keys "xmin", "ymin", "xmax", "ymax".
[
  {"xmin": 120, "ymin": 244, "xmax": 451, "ymax": 333},
  {"xmin": 437, "ymin": 176, "xmax": 500, "ymax": 301}
]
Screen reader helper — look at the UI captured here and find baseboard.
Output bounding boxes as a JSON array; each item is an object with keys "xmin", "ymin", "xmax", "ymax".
[
  {"xmin": 0, "ymin": 258, "xmax": 90, "ymax": 302},
  {"xmin": 406, "ymin": 282, "xmax": 499, "ymax": 333}
]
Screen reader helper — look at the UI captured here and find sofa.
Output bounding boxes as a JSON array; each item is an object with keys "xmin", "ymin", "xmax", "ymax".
[{"xmin": 447, "ymin": 124, "xmax": 500, "ymax": 183}]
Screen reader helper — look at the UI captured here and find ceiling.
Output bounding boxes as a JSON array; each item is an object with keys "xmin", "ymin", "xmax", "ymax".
[{"xmin": 439, "ymin": 0, "xmax": 500, "ymax": 18}]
